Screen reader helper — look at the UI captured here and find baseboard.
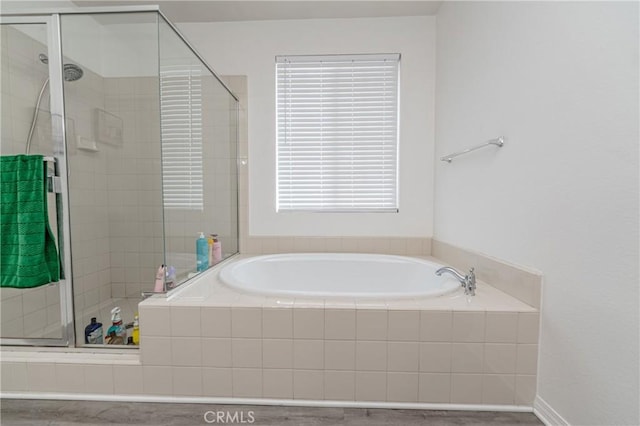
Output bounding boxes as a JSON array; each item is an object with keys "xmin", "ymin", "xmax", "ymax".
[
  {"xmin": 1, "ymin": 392, "xmax": 533, "ymax": 413},
  {"xmin": 534, "ymin": 395, "xmax": 569, "ymax": 425}
]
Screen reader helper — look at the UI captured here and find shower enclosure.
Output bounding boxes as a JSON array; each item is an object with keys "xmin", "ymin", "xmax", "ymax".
[{"xmin": 0, "ymin": 7, "xmax": 239, "ymax": 347}]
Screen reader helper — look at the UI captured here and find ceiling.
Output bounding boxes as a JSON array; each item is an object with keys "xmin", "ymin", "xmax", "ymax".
[{"xmin": 71, "ymin": 1, "xmax": 443, "ymax": 23}]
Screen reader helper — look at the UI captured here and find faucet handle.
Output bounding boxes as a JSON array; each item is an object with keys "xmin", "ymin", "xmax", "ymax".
[
  {"xmin": 465, "ymin": 268, "xmax": 476, "ymax": 296},
  {"xmin": 468, "ymin": 267, "xmax": 476, "ymax": 283}
]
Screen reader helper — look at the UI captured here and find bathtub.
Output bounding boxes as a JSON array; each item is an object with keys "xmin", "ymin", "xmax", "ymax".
[{"xmin": 218, "ymin": 253, "xmax": 461, "ymax": 299}]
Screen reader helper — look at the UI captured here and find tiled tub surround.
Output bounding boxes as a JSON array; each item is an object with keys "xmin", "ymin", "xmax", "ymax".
[
  {"xmin": 0, "ymin": 254, "xmax": 539, "ymax": 409},
  {"xmin": 138, "ymin": 255, "xmax": 538, "ymax": 407}
]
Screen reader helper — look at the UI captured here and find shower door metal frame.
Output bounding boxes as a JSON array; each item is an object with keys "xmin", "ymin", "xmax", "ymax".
[{"xmin": 0, "ymin": 14, "xmax": 75, "ymax": 347}]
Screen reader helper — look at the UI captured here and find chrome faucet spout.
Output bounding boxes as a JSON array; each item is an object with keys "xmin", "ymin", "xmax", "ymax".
[
  {"xmin": 435, "ymin": 266, "xmax": 477, "ymax": 296},
  {"xmin": 435, "ymin": 266, "xmax": 466, "ymax": 282}
]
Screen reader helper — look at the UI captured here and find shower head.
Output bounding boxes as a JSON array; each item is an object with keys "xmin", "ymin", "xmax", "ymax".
[
  {"xmin": 38, "ymin": 53, "xmax": 84, "ymax": 82},
  {"xmin": 63, "ymin": 63, "xmax": 83, "ymax": 82}
]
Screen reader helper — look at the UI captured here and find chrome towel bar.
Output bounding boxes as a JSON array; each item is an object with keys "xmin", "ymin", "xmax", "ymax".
[{"xmin": 440, "ymin": 136, "xmax": 505, "ymax": 163}]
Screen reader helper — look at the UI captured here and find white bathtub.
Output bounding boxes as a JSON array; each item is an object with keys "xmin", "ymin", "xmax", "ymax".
[{"xmin": 218, "ymin": 253, "xmax": 461, "ymax": 299}]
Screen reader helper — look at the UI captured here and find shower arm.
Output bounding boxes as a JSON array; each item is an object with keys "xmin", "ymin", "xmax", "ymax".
[{"xmin": 26, "ymin": 77, "xmax": 50, "ymax": 155}]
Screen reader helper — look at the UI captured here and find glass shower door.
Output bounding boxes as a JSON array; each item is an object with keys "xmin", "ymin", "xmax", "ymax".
[{"xmin": 0, "ymin": 16, "xmax": 72, "ymax": 345}]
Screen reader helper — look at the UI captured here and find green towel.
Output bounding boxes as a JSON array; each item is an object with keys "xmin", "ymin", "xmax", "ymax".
[{"xmin": 1, "ymin": 155, "xmax": 60, "ymax": 288}]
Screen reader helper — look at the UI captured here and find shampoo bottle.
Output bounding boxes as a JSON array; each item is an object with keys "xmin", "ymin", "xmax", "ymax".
[
  {"xmin": 132, "ymin": 313, "xmax": 140, "ymax": 345},
  {"xmin": 84, "ymin": 317, "xmax": 103, "ymax": 344},
  {"xmin": 212, "ymin": 234, "xmax": 222, "ymax": 263},
  {"xmin": 106, "ymin": 307, "xmax": 126, "ymax": 345},
  {"xmin": 196, "ymin": 232, "xmax": 209, "ymax": 272}
]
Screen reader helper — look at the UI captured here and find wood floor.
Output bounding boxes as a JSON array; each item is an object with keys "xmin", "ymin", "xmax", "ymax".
[{"xmin": 1, "ymin": 399, "xmax": 543, "ymax": 425}]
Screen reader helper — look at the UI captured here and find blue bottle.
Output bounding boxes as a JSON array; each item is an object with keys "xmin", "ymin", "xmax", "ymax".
[
  {"xmin": 196, "ymin": 232, "xmax": 209, "ymax": 272},
  {"xmin": 84, "ymin": 317, "xmax": 103, "ymax": 344}
]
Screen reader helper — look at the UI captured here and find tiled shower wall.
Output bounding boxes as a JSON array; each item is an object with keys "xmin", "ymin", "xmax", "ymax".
[
  {"xmin": 64, "ymin": 58, "xmax": 112, "ymax": 319},
  {"xmin": 103, "ymin": 76, "xmax": 163, "ymax": 299}
]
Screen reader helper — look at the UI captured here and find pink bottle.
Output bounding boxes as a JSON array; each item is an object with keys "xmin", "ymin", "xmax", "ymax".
[
  {"xmin": 211, "ymin": 234, "xmax": 222, "ymax": 263},
  {"xmin": 154, "ymin": 265, "xmax": 165, "ymax": 292}
]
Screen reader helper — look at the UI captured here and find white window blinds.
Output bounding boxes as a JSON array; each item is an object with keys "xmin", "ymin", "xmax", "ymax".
[
  {"xmin": 160, "ymin": 64, "xmax": 203, "ymax": 210},
  {"xmin": 276, "ymin": 53, "xmax": 400, "ymax": 212}
]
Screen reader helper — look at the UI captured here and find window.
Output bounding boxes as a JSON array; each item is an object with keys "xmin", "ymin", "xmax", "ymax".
[
  {"xmin": 276, "ymin": 53, "xmax": 400, "ymax": 212},
  {"xmin": 160, "ymin": 64, "xmax": 203, "ymax": 210}
]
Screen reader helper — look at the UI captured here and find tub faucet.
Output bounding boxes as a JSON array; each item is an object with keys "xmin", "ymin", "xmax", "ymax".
[{"xmin": 436, "ymin": 266, "xmax": 476, "ymax": 296}]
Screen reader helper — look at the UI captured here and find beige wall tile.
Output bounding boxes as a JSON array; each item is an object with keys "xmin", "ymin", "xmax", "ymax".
[
  {"xmin": 387, "ymin": 342, "xmax": 419, "ymax": 372},
  {"xmin": 517, "ymin": 344, "xmax": 538, "ymax": 375},
  {"xmin": 388, "ymin": 311, "xmax": 420, "ymax": 341},
  {"xmin": 517, "ymin": 313, "xmax": 540, "ymax": 344},
  {"xmin": 276, "ymin": 237, "xmax": 295, "ymax": 253},
  {"xmin": 0, "ymin": 362, "xmax": 27, "ymax": 391},
  {"xmin": 324, "ymin": 370, "xmax": 355, "ymax": 401},
  {"xmin": 452, "ymin": 312, "xmax": 485, "ymax": 342},
  {"xmin": 139, "ymin": 306, "xmax": 171, "ymax": 337},
  {"xmin": 232, "ymin": 338, "xmax": 262, "ymax": 368},
  {"xmin": 55, "ymin": 364, "xmax": 86, "ymax": 393},
  {"xmin": 355, "ymin": 371, "xmax": 386, "ymax": 401},
  {"xmin": 202, "ymin": 367, "xmax": 233, "ymax": 397},
  {"xmin": 324, "ymin": 340, "xmax": 356, "ymax": 371},
  {"xmin": 356, "ymin": 341, "xmax": 387, "ymax": 371},
  {"xmin": 27, "ymin": 363, "xmax": 57, "ymax": 392},
  {"xmin": 84, "ymin": 365, "xmax": 114, "ymax": 394},
  {"xmin": 386, "ymin": 372, "xmax": 419, "ymax": 402},
  {"xmin": 432, "ymin": 240, "xmax": 542, "ymax": 308},
  {"xmin": 388, "ymin": 238, "xmax": 407, "ymax": 255},
  {"xmin": 340, "ymin": 238, "xmax": 359, "ymax": 253},
  {"xmin": 263, "ymin": 369, "xmax": 293, "ymax": 399},
  {"xmin": 171, "ymin": 337, "xmax": 202, "ymax": 367},
  {"xmin": 356, "ymin": 310, "xmax": 387, "ymax": 340},
  {"xmin": 243, "ymin": 237, "xmax": 263, "ymax": 254},
  {"xmin": 294, "ymin": 339, "xmax": 324, "ymax": 370},
  {"xmin": 231, "ymin": 308, "xmax": 261, "ymax": 338},
  {"xmin": 419, "ymin": 342, "xmax": 452, "ymax": 373},
  {"xmin": 142, "ymin": 366, "xmax": 173, "ymax": 395},
  {"xmin": 420, "ymin": 311, "xmax": 453, "ymax": 342},
  {"xmin": 261, "ymin": 238, "xmax": 279, "ymax": 254},
  {"xmin": 113, "ymin": 365, "xmax": 143, "ymax": 395},
  {"xmin": 263, "ymin": 308, "xmax": 293, "ymax": 338},
  {"xmin": 431, "ymin": 239, "xmax": 478, "ymax": 269},
  {"xmin": 141, "ymin": 336, "xmax": 172, "ymax": 366},
  {"xmin": 201, "ymin": 308, "xmax": 232, "ymax": 337},
  {"xmin": 482, "ymin": 374, "xmax": 515, "ymax": 405},
  {"xmin": 232, "ymin": 368, "xmax": 262, "ymax": 397},
  {"xmin": 263, "ymin": 339, "xmax": 293, "ymax": 369},
  {"xmin": 484, "ymin": 344, "xmax": 517, "ymax": 374},
  {"xmin": 202, "ymin": 338, "xmax": 232, "ymax": 368},
  {"xmin": 293, "ymin": 370, "xmax": 324, "ymax": 400},
  {"xmin": 293, "ymin": 308, "xmax": 324, "ymax": 339},
  {"xmin": 419, "ymin": 373, "xmax": 451, "ymax": 403},
  {"xmin": 485, "ymin": 312, "xmax": 518, "ymax": 343},
  {"xmin": 451, "ymin": 373, "xmax": 483, "ymax": 404},
  {"xmin": 170, "ymin": 307, "xmax": 201, "ymax": 337},
  {"xmin": 405, "ymin": 238, "xmax": 424, "ymax": 255},
  {"xmin": 325, "ymin": 309, "xmax": 356, "ymax": 340},
  {"xmin": 324, "ymin": 237, "xmax": 342, "ymax": 252},
  {"xmin": 515, "ymin": 375, "xmax": 537, "ymax": 405},
  {"xmin": 451, "ymin": 343, "xmax": 484, "ymax": 373},
  {"xmin": 172, "ymin": 367, "xmax": 203, "ymax": 396}
]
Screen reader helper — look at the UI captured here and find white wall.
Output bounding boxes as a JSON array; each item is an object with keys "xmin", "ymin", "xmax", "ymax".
[
  {"xmin": 435, "ymin": 2, "xmax": 639, "ymax": 425},
  {"xmin": 178, "ymin": 16, "xmax": 435, "ymax": 237}
]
